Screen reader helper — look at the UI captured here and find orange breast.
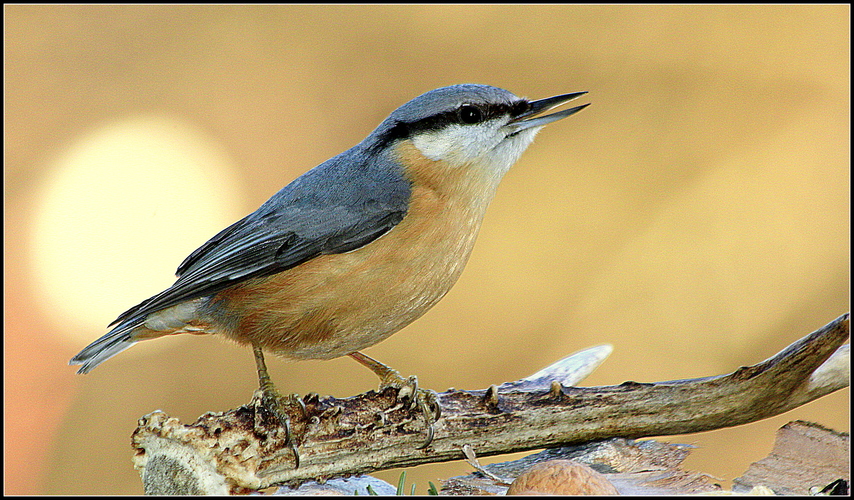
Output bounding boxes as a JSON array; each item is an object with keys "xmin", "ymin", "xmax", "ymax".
[{"xmin": 209, "ymin": 140, "xmax": 499, "ymax": 360}]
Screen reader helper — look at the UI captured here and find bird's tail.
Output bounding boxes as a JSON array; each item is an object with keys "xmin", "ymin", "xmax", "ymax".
[
  {"xmin": 69, "ymin": 318, "xmax": 144, "ymax": 374},
  {"xmin": 70, "ymin": 299, "xmax": 209, "ymax": 373}
]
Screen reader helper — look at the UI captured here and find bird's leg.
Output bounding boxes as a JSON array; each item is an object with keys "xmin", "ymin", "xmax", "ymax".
[
  {"xmin": 349, "ymin": 351, "xmax": 441, "ymax": 449},
  {"xmin": 253, "ymin": 345, "xmax": 306, "ymax": 451}
]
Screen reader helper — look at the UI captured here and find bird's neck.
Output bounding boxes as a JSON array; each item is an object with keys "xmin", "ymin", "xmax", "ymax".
[{"xmin": 393, "ymin": 140, "xmax": 503, "ymax": 216}]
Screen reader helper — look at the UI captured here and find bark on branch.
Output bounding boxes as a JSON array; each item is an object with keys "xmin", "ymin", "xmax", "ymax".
[{"xmin": 132, "ymin": 313, "xmax": 849, "ymax": 494}]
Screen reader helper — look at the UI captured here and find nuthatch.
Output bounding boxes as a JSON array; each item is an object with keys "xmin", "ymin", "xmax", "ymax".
[{"xmin": 70, "ymin": 84, "xmax": 588, "ymax": 446}]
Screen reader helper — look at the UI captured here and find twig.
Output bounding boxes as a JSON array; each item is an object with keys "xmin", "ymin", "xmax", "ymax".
[{"xmin": 132, "ymin": 313, "xmax": 849, "ymax": 493}]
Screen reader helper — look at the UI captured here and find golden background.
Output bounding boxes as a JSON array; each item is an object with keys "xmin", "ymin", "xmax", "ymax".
[{"xmin": 4, "ymin": 5, "xmax": 849, "ymax": 495}]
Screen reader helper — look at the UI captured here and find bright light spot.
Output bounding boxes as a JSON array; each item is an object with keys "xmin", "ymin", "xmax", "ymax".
[{"xmin": 30, "ymin": 115, "xmax": 247, "ymax": 347}]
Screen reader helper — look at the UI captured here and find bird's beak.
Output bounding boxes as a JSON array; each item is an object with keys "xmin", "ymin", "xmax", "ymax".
[{"xmin": 505, "ymin": 91, "xmax": 589, "ymax": 134}]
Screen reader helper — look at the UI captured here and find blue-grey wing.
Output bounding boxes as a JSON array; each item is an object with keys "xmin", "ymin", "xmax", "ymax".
[{"xmin": 109, "ymin": 149, "xmax": 411, "ymax": 326}]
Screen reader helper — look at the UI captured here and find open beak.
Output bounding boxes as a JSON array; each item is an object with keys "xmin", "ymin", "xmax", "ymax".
[{"xmin": 505, "ymin": 91, "xmax": 589, "ymax": 134}]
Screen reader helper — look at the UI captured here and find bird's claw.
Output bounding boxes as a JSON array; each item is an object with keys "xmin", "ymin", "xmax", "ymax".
[
  {"xmin": 379, "ymin": 371, "xmax": 441, "ymax": 448},
  {"xmin": 252, "ymin": 344, "xmax": 307, "ymax": 458},
  {"xmin": 348, "ymin": 351, "xmax": 441, "ymax": 448},
  {"xmin": 256, "ymin": 387, "xmax": 306, "ymax": 438},
  {"xmin": 253, "ymin": 387, "xmax": 305, "ymax": 468}
]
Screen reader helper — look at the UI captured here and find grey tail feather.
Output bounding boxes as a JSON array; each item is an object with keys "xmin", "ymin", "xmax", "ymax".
[{"xmin": 69, "ymin": 318, "xmax": 144, "ymax": 374}]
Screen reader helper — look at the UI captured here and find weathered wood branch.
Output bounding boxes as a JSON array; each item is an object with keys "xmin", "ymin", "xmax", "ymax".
[
  {"xmin": 132, "ymin": 313, "xmax": 849, "ymax": 494},
  {"xmin": 732, "ymin": 420, "xmax": 850, "ymax": 495}
]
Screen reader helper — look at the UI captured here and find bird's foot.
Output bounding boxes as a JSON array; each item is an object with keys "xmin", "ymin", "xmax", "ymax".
[
  {"xmin": 252, "ymin": 385, "xmax": 306, "ymax": 468},
  {"xmin": 349, "ymin": 351, "xmax": 441, "ymax": 448},
  {"xmin": 254, "ymin": 385, "xmax": 307, "ymax": 441},
  {"xmin": 252, "ymin": 345, "xmax": 305, "ymax": 467},
  {"xmin": 379, "ymin": 370, "xmax": 441, "ymax": 449}
]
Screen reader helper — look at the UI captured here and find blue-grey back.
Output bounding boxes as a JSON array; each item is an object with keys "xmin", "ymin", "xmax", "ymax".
[{"xmin": 109, "ymin": 84, "xmax": 515, "ymax": 327}]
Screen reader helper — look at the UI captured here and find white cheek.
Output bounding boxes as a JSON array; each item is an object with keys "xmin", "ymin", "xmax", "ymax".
[
  {"xmin": 410, "ymin": 123, "xmax": 541, "ymax": 184},
  {"xmin": 411, "ymin": 124, "xmax": 501, "ymax": 164},
  {"xmin": 411, "ymin": 129, "xmax": 458, "ymax": 161}
]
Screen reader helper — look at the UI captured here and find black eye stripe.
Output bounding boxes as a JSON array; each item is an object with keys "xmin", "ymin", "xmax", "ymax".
[
  {"xmin": 413, "ymin": 101, "xmax": 524, "ymax": 130},
  {"xmin": 374, "ymin": 99, "xmax": 531, "ymax": 146},
  {"xmin": 510, "ymin": 100, "xmax": 531, "ymax": 118}
]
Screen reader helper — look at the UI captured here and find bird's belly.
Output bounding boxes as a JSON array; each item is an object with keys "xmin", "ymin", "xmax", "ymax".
[{"xmin": 207, "ymin": 186, "xmax": 484, "ymax": 360}]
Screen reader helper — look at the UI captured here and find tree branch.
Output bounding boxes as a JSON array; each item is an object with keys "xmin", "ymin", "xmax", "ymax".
[{"xmin": 131, "ymin": 313, "xmax": 849, "ymax": 494}]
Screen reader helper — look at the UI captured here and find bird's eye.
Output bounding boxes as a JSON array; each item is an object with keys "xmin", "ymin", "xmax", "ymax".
[{"xmin": 458, "ymin": 105, "xmax": 483, "ymax": 124}]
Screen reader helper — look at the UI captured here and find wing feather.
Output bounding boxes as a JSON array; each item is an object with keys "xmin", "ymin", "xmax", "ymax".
[{"xmin": 110, "ymin": 150, "xmax": 411, "ymax": 327}]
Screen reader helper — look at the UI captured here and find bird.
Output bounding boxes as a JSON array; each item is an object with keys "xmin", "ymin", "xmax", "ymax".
[{"xmin": 70, "ymin": 83, "xmax": 589, "ymax": 447}]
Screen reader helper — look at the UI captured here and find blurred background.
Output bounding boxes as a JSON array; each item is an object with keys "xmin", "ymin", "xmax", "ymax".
[{"xmin": 4, "ymin": 5, "xmax": 849, "ymax": 495}]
